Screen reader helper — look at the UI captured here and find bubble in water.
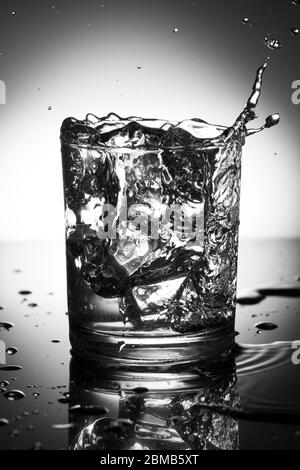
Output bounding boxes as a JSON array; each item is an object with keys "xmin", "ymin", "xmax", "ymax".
[
  {"xmin": 51, "ymin": 339, "xmax": 60, "ymax": 343},
  {"xmin": 28, "ymin": 303, "xmax": 38, "ymax": 308},
  {"xmin": 173, "ymin": 28, "xmax": 179, "ymax": 33},
  {"xmin": 10, "ymin": 429, "xmax": 20, "ymax": 438},
  {"xmin": 11, "ymin": 11, "xmax": 16, "ymax": 16},
  {"xmin": 19, "ymin": 290, "xmax": 31, "ymax": 295},
  {"xmin": 0, "ymin": 380, "xmax": 9, "ymax": 387},
  {"xmin": 0, "ymin": 321, "xmax": 15, "ymax": 332},
  {"xmin": 242, "ymin": 17, "xmax": 249, "ymax": 24},
  {"xmin": 26, "ymin": 424, "xmax": 34, "ymax": 431},
  {"xmin": 48, "ymin": 106, "xmax": 52, "ymax": 110},
  {"xmin": 137, "ymin": 65, "xmax": 142, "ymax": 70},
  {"xmin": 117, "ymin": 341, "xmax": 126, "ymax": 352},
  {"xmin": 14, "ymin": 269, "xmax": 21, "ymax": 273},
  {"xmin": 256, "ymin": 329, "xmax": 262, "ymax": 334},
  {"xmin": 264, "ymin": 37, "xmax": 282, "ymax": 50},
  {"xmin": 58, "ymin": 397, "xmax": 70, "ymax": 404},
  {"xmin": 291, "ymin": 28, "xmax": 299, "ymax": 36},
  {"xmin": 3, "ymin": 390, "xmax": 25, "ymax": 401},
  {"xmin": 0, "ymin": 418, "xmax": 9, "ymax": 426},
  {"xmin": 255, "ymin": 322, "xmax": 278, "ymax": 331},
  {"xmin": 6, "ymin": 347, "xmax": 18, "ymax": 355},
  {"xmin": 118, "ymin": 387, "xmax": 126, "ymax": 399},
  {"xmin": 33, "ymin": 392, "xmax": 40, "ymax": 398},
  {"xmin": 291, "ymin": 0, "xmax": 299, "ymax": 5}
]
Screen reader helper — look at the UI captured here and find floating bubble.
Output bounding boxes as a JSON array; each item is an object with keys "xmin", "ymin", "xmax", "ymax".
[
  {"xmin": 48, "ymin": 106, "xmax": 52, "ymax": 110},
  {"xmin": 10, "ymin": 429, "xmax": 20, "ymax": 438},
  {"xmin": 51, "ymin": 339, "xmax": 60, "ymax": 343},
  {"xmin": 173, "ymin": 28, "xmax": 179, "ymax": 33},
  {"xmin": 242, "ymin": 17, "xmax": 249, "ymax": 24},
  {"xmin": 33, "ymin": 392, "xmax": 40, "ymax": 398},
  {"xmin": 0, "ymin": 365, "xmax": 22, "ymax": 371},
  {"xmin": 28, "ymin": 303, "xmax": 38, "ymax": 308},
  {"xmin": 3, "ymin": 390, "xmax": 25, "ymax": 401},
  {"xmin": 291, "ymin": 28, "xmax": 299, "ymax": 36},
  {"xmin": 137, "ymin": 65, "xmax": 142, "ymax": 70},
  {"xmin": 0, "ymin": 380, "xmax": 9, "ymax": 387},
  {"xmin": 26, "ymin": 425, "xmax": 34, "ymax": 431},
  {"xmin": 11, "ymin": 11, "xmax": 16, "ymax": 16}
]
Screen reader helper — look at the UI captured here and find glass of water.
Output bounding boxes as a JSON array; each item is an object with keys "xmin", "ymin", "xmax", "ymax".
[{"xmin": 61, "ymin": 112, "xmax": 243, "ymax": 367}]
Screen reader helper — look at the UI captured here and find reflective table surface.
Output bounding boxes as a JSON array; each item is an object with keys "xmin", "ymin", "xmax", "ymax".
[{"xmin": 0, "ymin": 240, "xmax": 300, "ymax": 450}]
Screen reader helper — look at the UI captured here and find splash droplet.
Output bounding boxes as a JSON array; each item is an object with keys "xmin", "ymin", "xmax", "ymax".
[
  {"xmin": 265, "ymin": 113, "xmax": 280, "ymax": 128},
  {"xmin": 242, "ymin": 17, "xmax": 249, "ymax": 24},
  {"xmin": 291, "ymin": 28, "xmax": 299, "ymax": 36},
  {"xmin": 173, "ymin": 28, "xmax": 179, "ymax": 33},
  {"xmin": 0, "ymin": 380, "xmax": 9, "ymax": 387},
  {"xmin": 6, "ymin": 347, "xmax": 18, "ymax": 355},
  {"xmin": 11, "ymin": 11, "xmax": 16, "ymax": 16},
  {"xmin": 33, "ymin": 392, "xmax": 40, "ymax": 398},
  {"xmin": 3, "ymin": 390, "xmax": 25, "ymax": 401}
]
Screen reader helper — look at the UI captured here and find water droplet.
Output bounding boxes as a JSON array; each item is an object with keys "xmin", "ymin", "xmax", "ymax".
[
  {"xmin": 33, "ymin": 392, "xmax": 40, "ymax": 398},
  {"xmin": 31, "ymin": 442, "xmax": 43, "ymax": 450},
  {"xmin": 0, "ymin": 418, "xmax": 9, "ymax": 426},
  {"xmin": 118, "ymin": 387, "xmax": 126, "ymax": 398},
  {"xmin": 131, "ymin": 387, "xmax": 149, "ymax": 394},
  {"xmin": 52, "ymin": 423, "xmax": 74, "ymax": 430},
  {"xmin": 3, "ymin": 390, "xmax": 25, "ymax": 400},
  {"xmin": 19, "ymin": 290, "xmax": 31, "ymax": 295},
  {"xmin": 264, "ymin": 37, "xmax": 282, "ymax": 50},
  {"xmin": 117, "ymin": 341, "xmax": 126, "ymax": 352},
  {"xmin": 10, "ymin": 429, "xmax": 20, "ymax": 438},
  {"xmin": 26, "ymin": 424, "xmax": 34, "ymax": 431},
  {"xmin": 11, "ymin": 11, "xmax": 16, "ymax": 16},
  {"xmin": 242, "ymin": 17, "xmax": 249, "ymax": 24},
  {"xmin": 0, "ymin": 365, "xmax": 22, "ymax": 371},
  {"xmin": 14, "ymin": 269, "xmax": 21, "ymax": 273},
  {"xmin": 173, "ymin": 28, "xmax": 179, "ymax": 33},
  {"xmin": 137, "ymin": 65, "xmax": 142, "ymax": 70},
  {"xmin": 32, "ymin": 410, "xmax": 39, "ymax": 415},
  {"xmin": 48, "ymin": 291, "xmax": 54, "ymax": 295},
  {"xmin": 291, "ymin": 0, "xmax": 299, "ymax": 5},
  {"xmin": 0, "ymin": 321, "xmax": 14, "ymax": 331},
  {"xmin": 22, "ymin": 412, "xmax": 29, "ymax": 417},
  {"xmin": 69, "ymin": 404, "xmax": 109, "ymax": 415},
  {"xmin": 58, "ymin": 397, "xmax": 70, "ymax": 404},
  {"xmin": 51, "ymin": 339, "xmax": 60, "ymax": 343},
  {"xmin": 48, "ymin": 106, "xmax": 52, "ymax": 110},
  {"xmin": 28, "ymin": 303, "xmax": 38, "ymax": 308},
  {"xmin": 254, "ymin": 322, "xmax": 278, "ymax": 331},
  {"xmin": 291, "ymin": 27, "xmax": 299, "ymax": 36},
  {"xmin": 6, "ymin": 347, "xmax": 18, "ymax": 355},
  {"xmin": 0, "ymin": 380, "xmax": 9, "ymax": 387},
  {"xmin": 265, "ymin": 113, "xmax": 280, "ymax": 128},
  {"xmin": 256, "ymin": 329, "xmax": 262, "ymax": 334}
]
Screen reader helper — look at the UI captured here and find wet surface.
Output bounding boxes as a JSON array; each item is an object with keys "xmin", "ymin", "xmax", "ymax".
[{"xmin": 0, "ymin": 240, "xmax": 300, "ymax": 449}]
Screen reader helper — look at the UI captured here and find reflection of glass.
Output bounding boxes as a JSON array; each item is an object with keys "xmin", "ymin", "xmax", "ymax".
[
  {"xmin": 61, "ymin": 114, "xmax": 242, "ymax": 364},
  {"xmin": 68, "ymin": 358, "xmax": 239, "ymax": 450}
]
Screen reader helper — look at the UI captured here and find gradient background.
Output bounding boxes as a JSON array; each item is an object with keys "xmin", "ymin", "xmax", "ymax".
[{"xmin": 0, "ymin": 0, "xmax": 299, "ymax": 241}]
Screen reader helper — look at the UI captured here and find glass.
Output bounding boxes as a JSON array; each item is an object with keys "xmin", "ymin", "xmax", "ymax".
[{"xmin": 60, "ymin": 113, "xmax": 242, "ymax": 366}]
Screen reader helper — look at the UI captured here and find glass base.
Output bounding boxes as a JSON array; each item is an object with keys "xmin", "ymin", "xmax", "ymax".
[{"xmin": 69, "ymin": 319, "xmax": 235, "ymax": 370}]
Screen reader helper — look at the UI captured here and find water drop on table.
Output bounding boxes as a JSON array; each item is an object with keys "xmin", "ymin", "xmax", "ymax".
[
  {"xmin": 6, "ymin": 347, "xmax": 18, "ymax": 355},
  {"xmin": 264, "ymin": 37, "xmax": 282, "ymax": 50},
  {"xmin": 0, "ymin": 321, "xmax": 14, "ymax": 331},
  {"xmin": 254, "ymin": 322, "xmax": 278, "ymax": 331},
  {"xmin": 3, "ymin": 390, "xmax": 25, "ymax": 401},
  {"xmin": 0, "ymin": 418, "xmax": 9, "ymax": 426}
]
